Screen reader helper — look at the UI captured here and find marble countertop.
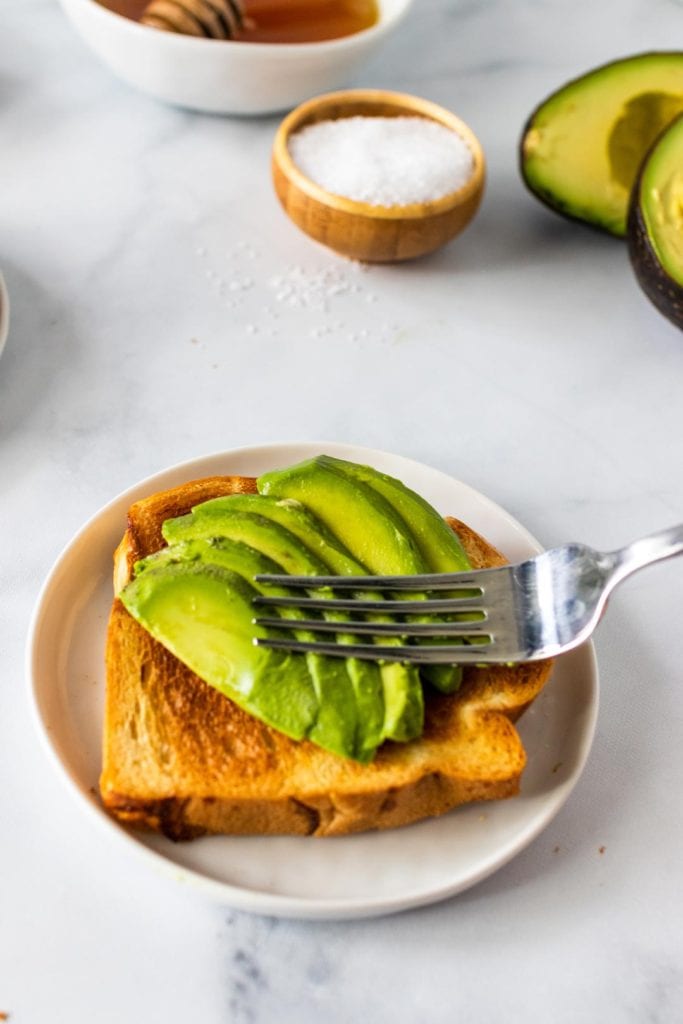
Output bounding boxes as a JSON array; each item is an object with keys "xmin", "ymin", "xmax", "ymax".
[{"xmin": 2, "ymin": 0, "xmax": 683, "ymax": 1020}]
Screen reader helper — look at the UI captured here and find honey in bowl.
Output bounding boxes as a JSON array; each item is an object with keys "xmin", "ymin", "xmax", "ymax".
[{"xmin": 98, "ymin": 0, "xmax": 380, "ymax": 42}]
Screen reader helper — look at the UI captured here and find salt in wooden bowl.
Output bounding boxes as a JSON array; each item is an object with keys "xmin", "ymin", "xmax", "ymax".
[{"xmin": 272, "ymin": 89, "xmax": 486, "ymax": 262}]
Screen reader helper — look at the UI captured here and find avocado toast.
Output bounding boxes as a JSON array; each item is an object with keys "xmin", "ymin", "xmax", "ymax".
[{"xmin": 102, "ymin": 467, "xmax": 554, "ymax": 839}]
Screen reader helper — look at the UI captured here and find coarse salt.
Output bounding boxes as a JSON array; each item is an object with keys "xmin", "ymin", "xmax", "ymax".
[{"xmin": 288, "ymin": 115, "xmax": 474, "ymax": 207}]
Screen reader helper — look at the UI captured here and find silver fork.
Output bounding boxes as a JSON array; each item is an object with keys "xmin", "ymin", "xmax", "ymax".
[{"xmin": 252, "ymin": 524, "xmax": 683, "ymax": 664}]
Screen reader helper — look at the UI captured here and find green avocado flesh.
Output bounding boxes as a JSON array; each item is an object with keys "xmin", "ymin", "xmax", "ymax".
[
  {"xmin": 163, "ymin": 509, "xmax": 328, "ymax": 573},
  {"xmin": 192, "ymin": 493, "xmax": 361, "ymax": 575},
  {"xmin": 159, "ymin": 510, "xmax": 422, "ymax": 751},
  {"xmin": 637, "ymin": 115, "xmax": 683, "ymax": 285},
  {"xmin": 259, "ymin": 457, "xmax": 464, "ymax": 693},
  {"xmin": 135, "ymin": 539, "xmax": 373, "ymax": 761},
  {"xmin": 120, "ymin": 563, "xmax": 318, "ymax": 741},
  {"xmin": 315, "ymin": 455, "xmax": 476, "ymax": 692},
  {"xmin": 316, "ymin": 455, "xmax": 471, "ymax": 573},
  {"xmin": 121, "ymin": 456, "xmax": 476, "ymax": 762},
  {"xmin": 258, "ymin": 458, "xmax": 425, "ymax": 574},
  {"xmin": 521, "ymin": 53, "xmax": 683, "ymax": 236}
]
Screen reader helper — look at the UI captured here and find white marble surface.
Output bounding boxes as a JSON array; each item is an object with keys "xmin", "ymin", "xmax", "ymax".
[{"xmin": 2, "ymin": 0, "xmax": 683, "ymax": 1020}]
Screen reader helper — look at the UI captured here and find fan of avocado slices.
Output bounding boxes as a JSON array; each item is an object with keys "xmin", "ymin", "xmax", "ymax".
[
  {"xmin": 120, "ymin": 456, "xmax": 474, "ymax": 763},
  {"xmin": 520, "ymin": 52, "xmax": 683, "ymax": 237}
]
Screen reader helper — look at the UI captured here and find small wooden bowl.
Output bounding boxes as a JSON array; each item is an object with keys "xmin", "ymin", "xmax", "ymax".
[{"xmin": 272, "ymin": 89, "xmax": 486, "ymax": 263}]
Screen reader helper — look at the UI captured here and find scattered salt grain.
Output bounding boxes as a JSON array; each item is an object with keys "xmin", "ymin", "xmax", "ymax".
[
  {"xmin": 288, "ymin": 115, "xmax": 474, "ymax": 207},
  {"xmin": 267, "ymin": 264, "xmax": 357, "ymax": 311}
]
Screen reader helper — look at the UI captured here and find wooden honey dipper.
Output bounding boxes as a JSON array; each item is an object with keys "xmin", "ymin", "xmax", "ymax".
[{"xmin": 141, "ymin": 0, "xmax": 245, "ymax": 39}]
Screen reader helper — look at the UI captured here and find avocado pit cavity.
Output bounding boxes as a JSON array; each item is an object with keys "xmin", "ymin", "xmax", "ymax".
[
  {"xmin": 608, "ymin": 91, "xmax": 683, "ymax": 190},
  {"xmin": 520, "ymin": 53, "xmax": 683, "ymax": 235}
]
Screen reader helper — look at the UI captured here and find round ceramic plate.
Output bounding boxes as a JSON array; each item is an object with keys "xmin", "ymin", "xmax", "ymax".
[
  {"xmin": 28, "ymin": 442, "xmax": 598, "ymax": 920},
  {"xmin": 0, "ymin": 273, "xmax": 9, "ymax": 360}
]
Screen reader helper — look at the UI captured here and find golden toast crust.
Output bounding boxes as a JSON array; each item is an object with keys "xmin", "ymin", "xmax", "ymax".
[{"xmin": 101, "ymin": 475, "xmax": 553, "ymax": 839}]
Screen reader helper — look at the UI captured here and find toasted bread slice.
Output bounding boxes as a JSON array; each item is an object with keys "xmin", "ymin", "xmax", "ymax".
[{"xmin": 101, "ymin": 475, "xmax": 553, "ymax": 839}]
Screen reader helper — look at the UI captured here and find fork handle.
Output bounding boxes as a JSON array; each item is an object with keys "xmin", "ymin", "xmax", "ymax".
[{"xmin": 613, "ymin": 523, "xmax": 683, "ymax": 583}]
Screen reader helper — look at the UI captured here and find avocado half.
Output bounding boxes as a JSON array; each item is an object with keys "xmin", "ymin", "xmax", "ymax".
[
  {"xmin": 520, "ymin": 52, "xmax": 683, "ymax": 236},
  {"xmin": 627, "ymin": 114, "xmax": 683, "ymax": 330}
]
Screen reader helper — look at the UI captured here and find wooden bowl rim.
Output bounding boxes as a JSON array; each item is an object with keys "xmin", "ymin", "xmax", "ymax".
[{"xmin": 272, "ymin": 88, "xmax": 486, "ymax": 221}]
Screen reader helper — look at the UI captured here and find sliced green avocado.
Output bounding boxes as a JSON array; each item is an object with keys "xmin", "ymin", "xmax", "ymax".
[
  {"xmin": 259, "ymin": 458, "xmax": 461, "ymax": 693},
  {"xmin": 316, "ymin": 455, "xmax": 477, "ymax": 693},
  {"xmin": 520, "ymin": 52, "xmax": 683, "ymax": 236},
  {"xmin": 120, "ymin": 563, "xmax": 318, "ymax": 742},
  {"xmin": 163, "ymin": 509, "xmax": 322, "ymax": 573},
  {"xmin": 192, "ymin": 494, "xmax": 361, "ymax": 575},
  {"xmin": 160, "ymin": 511, "xmax": 422, "ymax": 745},
  {"xmin": 627, "ymin": 113, "xmax": 683, "ymax": 329},
  {"xmin": 316, "ymin": 455, "xmax": 471, "ymax": 572},
  {"xmin": 135, "ymin": 538, "xmax": 369, "ymax": 761},
  {"xmin": 258, "ymin": 458, "xmax": 425, "ymax": 574}
]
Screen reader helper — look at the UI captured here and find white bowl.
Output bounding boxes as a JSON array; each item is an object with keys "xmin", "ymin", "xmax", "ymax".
[{"xmin": 58, "ymin": 0, "xmax": 414, "ymax": 115}]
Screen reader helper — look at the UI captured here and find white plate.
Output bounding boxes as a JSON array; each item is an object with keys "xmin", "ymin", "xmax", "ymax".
[
  {"xmin": 28, "ymin": 442, "xmax": 598, "ymax": 920},
  {"xmin": 0, "ymin": 273, "xmax": 9, "ymax": 360}
]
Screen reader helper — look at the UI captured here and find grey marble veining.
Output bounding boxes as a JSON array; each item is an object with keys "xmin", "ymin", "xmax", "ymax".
[{"xmin": 2, "ymin": 0, "xmax": 683, "ymax": 1021}]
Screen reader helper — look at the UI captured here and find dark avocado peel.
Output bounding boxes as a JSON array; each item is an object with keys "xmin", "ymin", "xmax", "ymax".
[
  {"xmin": 121, "ymin": 456, "xmax": 475, "ymax": 762},
  {"xmin": 520, "ymin": 52, "xmax": 683, "ymax": 236},
  {"xmin": 627, "ymin": 114, "xmax": 683, "ymax": 329}
]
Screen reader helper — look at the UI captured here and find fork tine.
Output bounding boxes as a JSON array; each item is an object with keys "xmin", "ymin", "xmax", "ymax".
[
  {"xmin": 253, "ymin": 616, "xmax": 491, "ymax": 637},
  {"xmin": 254, "ymin": 571, "xmax": 485, "ymax": 591},
  {"xmin": 254, "ymin": 637, "xmax": 497, "ymax": 664},
  {"xmin": 252, "ymin": 595, "xmax": 486, "ymax": 613}
]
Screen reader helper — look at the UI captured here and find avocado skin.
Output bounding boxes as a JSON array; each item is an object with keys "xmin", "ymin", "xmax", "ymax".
[
  {"xmin": 520, "ymin": 52, "xmax": 683, "ymax": 237},
  {"xmin": 627, "ymin": 116, "xmax": 683, "ymax": 330}
]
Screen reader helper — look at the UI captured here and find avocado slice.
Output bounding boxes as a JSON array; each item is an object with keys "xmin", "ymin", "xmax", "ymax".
[
  {"xmin": 520, "ymin": 53, "xmax": 683, "ymax": 236},
  {"xmin": 627, "ymin": 113, "xmax": 683, "ymax": 329},
  {"xmin": 163, "ymin": 509, "xmax": 323, "ymax": 572},
  {"xmin": 160, "ymin": 510, "xmax": 422, "ymax": 745},
  {"xmin": 135, "ymin": 538, "xmax": 370, "ymax": 761},
  {"xmin": 258, "ymin": 458, "xmax": 425, "ymax": 574},
  {"xmin": 315, "ymin": 455, "xmax": 471, "ymax": 572},
  {"xmin": 192, "ymin": 493, "xmax": 361, "ymax": 575},
  {"xmin": 313, "ymin": 455, "xmax": 475, "ymax": 693},
  {"xmin": 120, "ymin": 563, "xmax": 319, "ymax": 742},
  {"xmin": 258, "ymin": 458, "xmax": 462, "ymax": 693}
]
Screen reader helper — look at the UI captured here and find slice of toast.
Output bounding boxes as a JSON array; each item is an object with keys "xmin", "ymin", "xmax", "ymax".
[{"xmin": 101, "ymin": 475, "xmax": 553, "ymax": 839}]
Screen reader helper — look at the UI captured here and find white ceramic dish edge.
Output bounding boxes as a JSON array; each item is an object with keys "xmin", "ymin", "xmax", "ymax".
[
  {"xmin": 27, "ymin": 442, "xmax": 599, "ymax": 920},
  {"xmin": 58, "ymin": 0, "xmax": 415, "ymax": 115}
]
